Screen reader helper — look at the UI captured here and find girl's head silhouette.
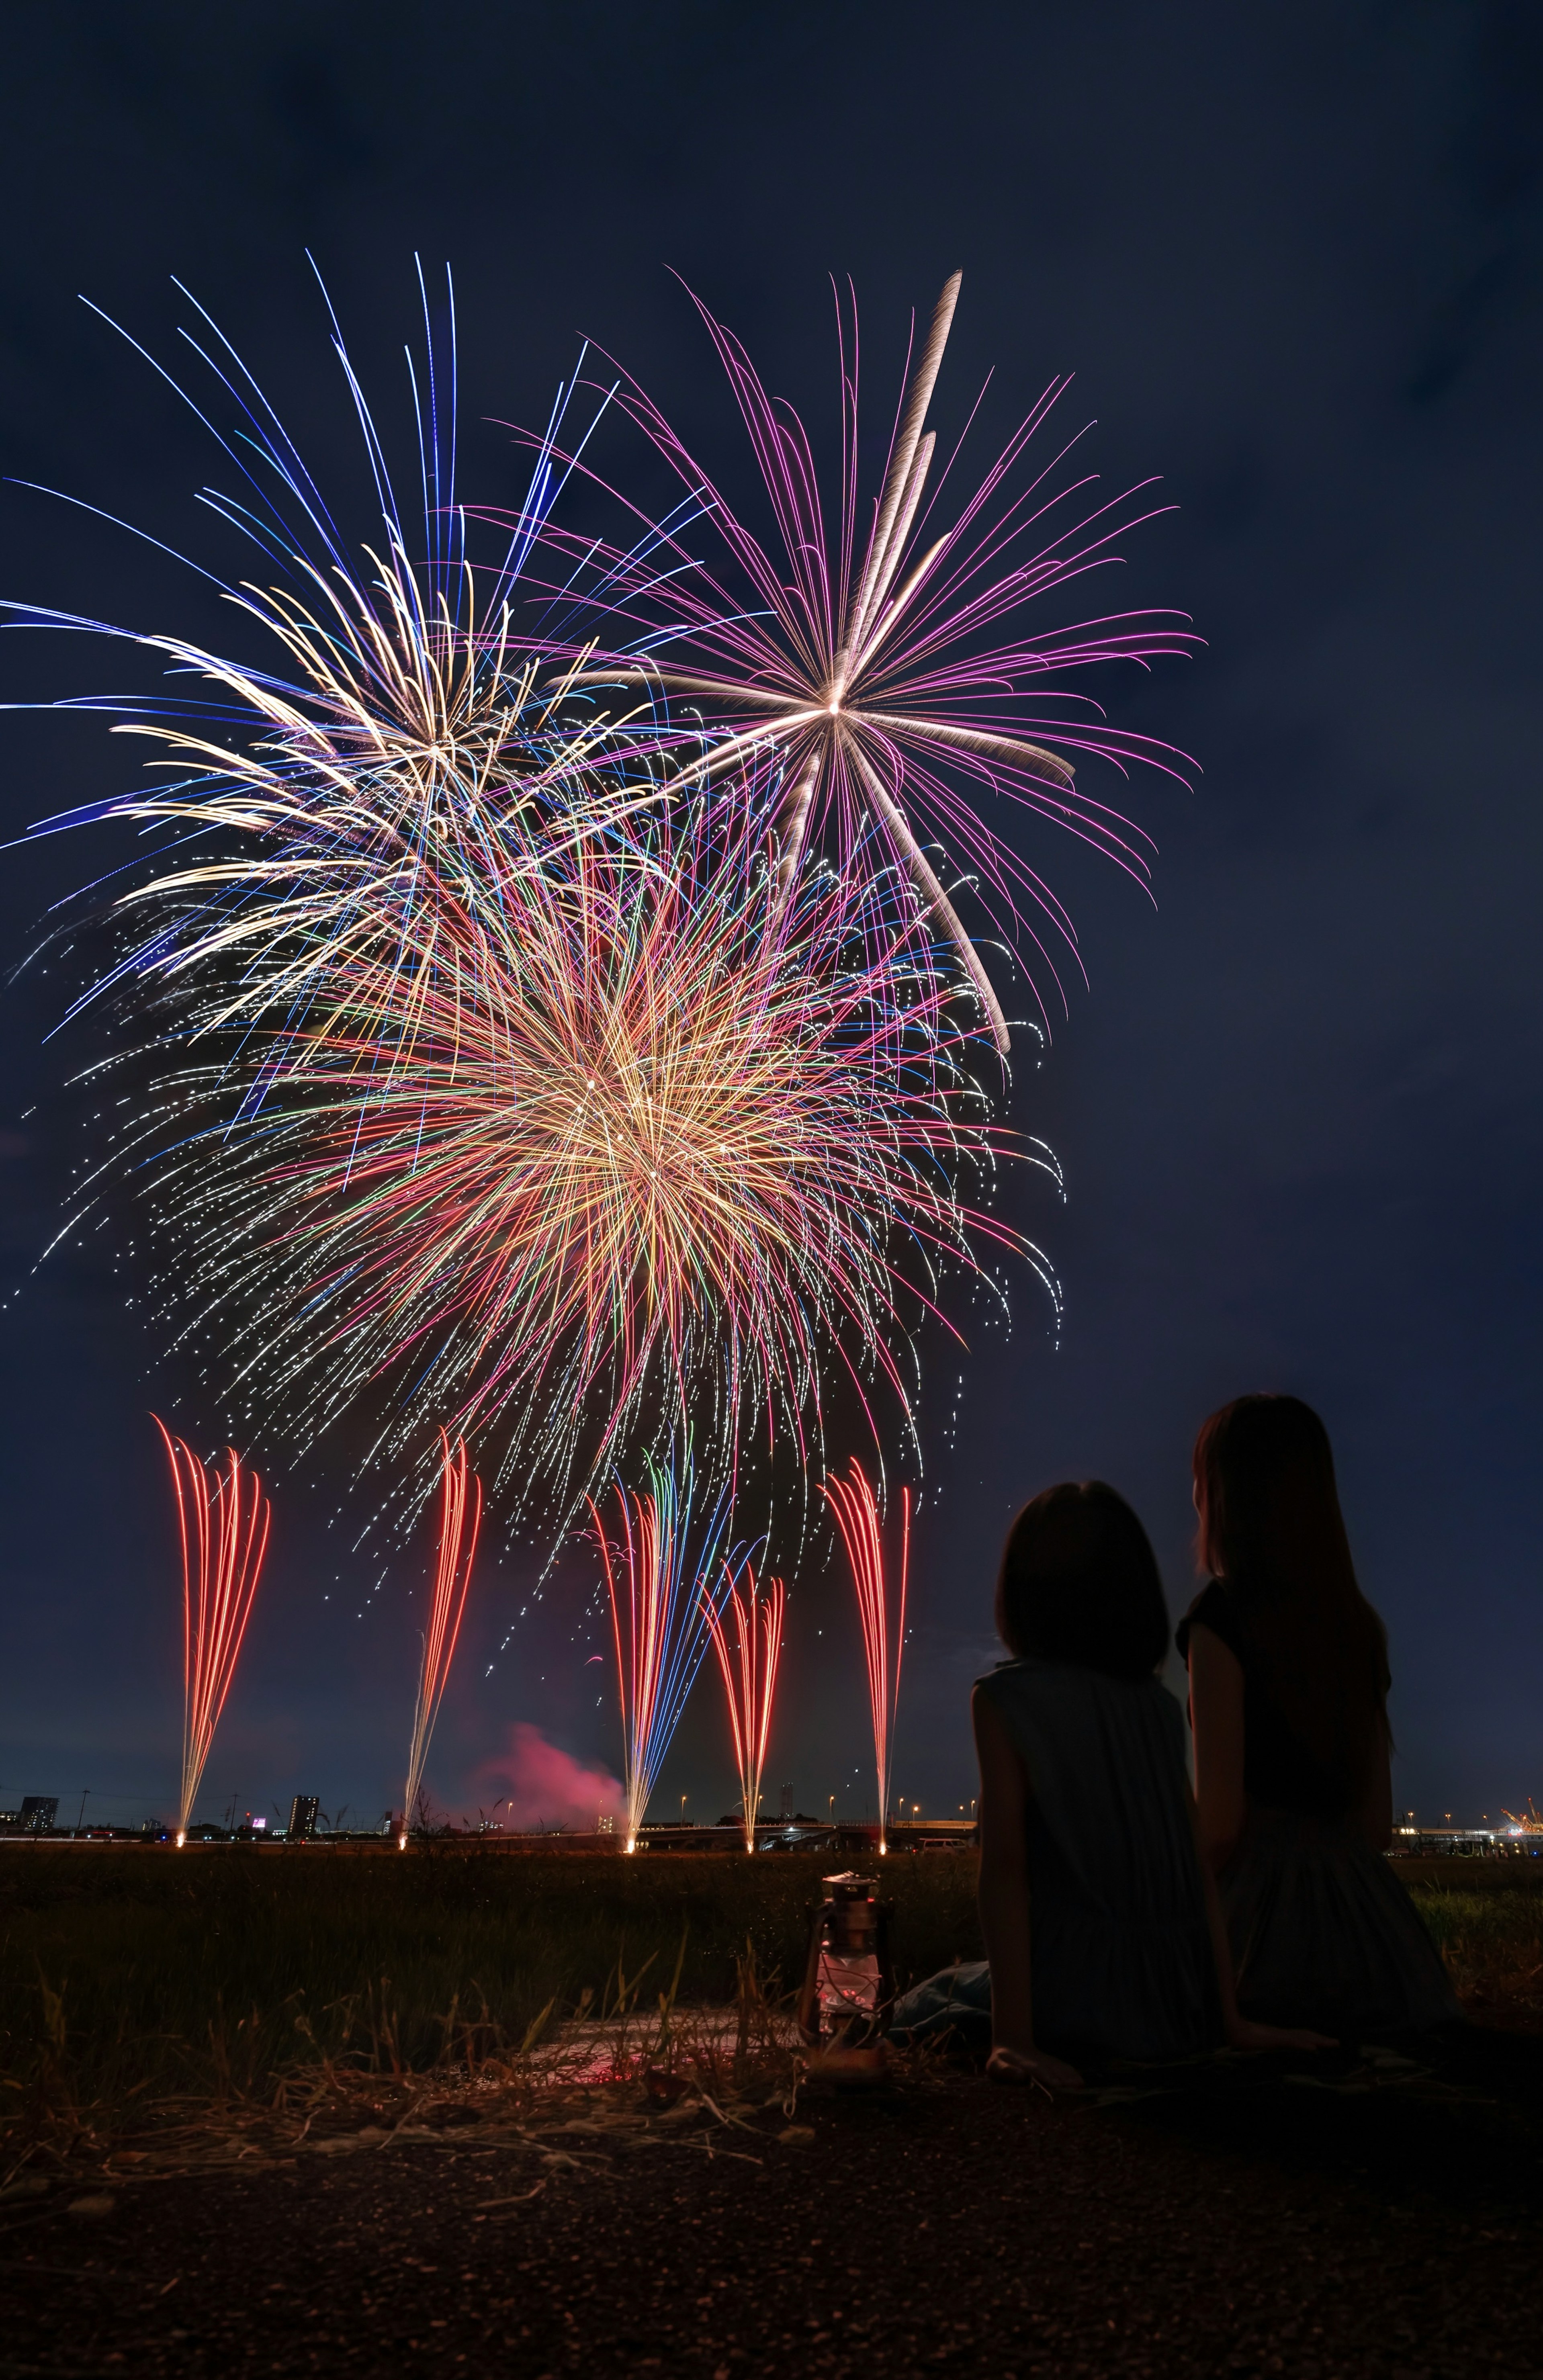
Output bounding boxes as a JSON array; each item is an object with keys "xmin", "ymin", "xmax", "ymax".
[{"xmin": 996, "ymin": 1480, "xmax": 1169, "ymax": 1680}]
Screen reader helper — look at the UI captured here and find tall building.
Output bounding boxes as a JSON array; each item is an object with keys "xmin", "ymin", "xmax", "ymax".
[
  {"xmin": 287, "ymin": 1795, "xmax": 320, "ymax": 1841},
  {"xmin": 19, "ymin": 1797, "xmax": 59, "ymax": 1833}
]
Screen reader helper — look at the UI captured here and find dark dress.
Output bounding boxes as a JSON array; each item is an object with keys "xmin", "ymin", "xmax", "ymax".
[
  {"xmin": 1178, "ymin": 1580, "xmax": 1457, "ymax": 2036},
  {"xmin": 890, "ymin": 1658, "xmax": 1220, "ymax": 2061}
]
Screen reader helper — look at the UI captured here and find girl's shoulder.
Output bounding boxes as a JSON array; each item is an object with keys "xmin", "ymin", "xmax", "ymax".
[
  {"xmin": 978, "ymin": 1657, "xmax": 1186, "ymax": 1730},
  {"xmin": 1174, "ymin": 1578, "xmax": 1250, "ymax": 1667},
  {"xmin": 979, "ymin": 1654, "xmax": 1176, "ymax": 1689},
  {"xmin": 976, "ymin": 1660, "xmax": 1192, "ymax": 1811}
]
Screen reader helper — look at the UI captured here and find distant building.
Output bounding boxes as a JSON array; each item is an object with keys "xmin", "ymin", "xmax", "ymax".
[
  {"xmin": 19, "ymin": 1797, "xmax": 58, "ymax": 1834},
  {"xmin": 778, "ymin": 1782, "xmax": 794, "ymax": 1819},
  {"xmin": 288, "ymin": 1795, "xmax": 320, "ymax": 1841}
]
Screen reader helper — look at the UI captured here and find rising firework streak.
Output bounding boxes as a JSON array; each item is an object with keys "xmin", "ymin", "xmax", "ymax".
[
  {"xmin": 824, "ymin": 1458, "xmax": 908, "ymax": 1854},
  {"xmin": 401, "ymin": 1430, "xmax": 482, "ymax": 1845},
  {"xmin": 704, "ymin": 1565, "xmax": 786, "ymax": 1854},
  {"xmin": 592, "ymin": 1460, "xmax": 733, "ymax": 1852},
  {"xmin": 153, "ymin": 1416, "xmax": 271, "ymax": 1845}
]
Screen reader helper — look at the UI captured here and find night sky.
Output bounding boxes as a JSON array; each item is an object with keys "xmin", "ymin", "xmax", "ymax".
[{"xmin": 2, "ymin": 3, "xmax": 1539, "ymax": 1836}]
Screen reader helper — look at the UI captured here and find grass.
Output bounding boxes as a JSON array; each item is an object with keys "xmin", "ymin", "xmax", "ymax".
[
  {"xmin": 5, "ymin": 1845, "xmax": 1541, "ymax": 2162},
  {"xmin": 0, "ymin": 1845, "xmax": 981, "ymax": 2143},
  {"xmin": 1406, "ymin": 1874, "xmax": 1543, "ymax": 2024}
]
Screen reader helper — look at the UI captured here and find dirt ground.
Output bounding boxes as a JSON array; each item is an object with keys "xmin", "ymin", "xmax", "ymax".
[{"xmin": 5, "ymin": 2028, "xmax": 1543, "ymax": 2378}]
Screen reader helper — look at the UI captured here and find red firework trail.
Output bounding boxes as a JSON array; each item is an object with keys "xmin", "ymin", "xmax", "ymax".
[
  {"xmin": 824, "ymin": 1459, "xmax": 909, "ymax": 1853},
  {"xmin": 153, "ymin": 1416, "xmax": 271, "ymax": 1846},
  {"xmin": 402, "ymin": 1431, "xmax": 483, "ymax": 1844},
  {"xmin": 704, "ymin": 1565, "xmax": 786, "ymax": 1854}
]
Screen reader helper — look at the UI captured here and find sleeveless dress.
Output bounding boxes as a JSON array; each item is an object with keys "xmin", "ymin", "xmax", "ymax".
[
  {"xmin": 890, "ymin": 1658, "xmax": 1220, "ymax": 2061},
  {"xmin": 1177, "ymin": 1581, "xmax": 1457, "ymax": 2036}
]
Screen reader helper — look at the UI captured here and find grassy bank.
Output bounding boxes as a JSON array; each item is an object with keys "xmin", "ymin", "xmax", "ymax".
[
  {"xmin": 4, "ymin": 1848, "xmax": 1541, "ymax": 2145},
  {"xmin": 1405, "ymin": 1873, "xmax": 1543, "ymax": 2023},
  {"xmin": 0, "ymin": 1846, "xmax": 981, "ymax": 2122}
]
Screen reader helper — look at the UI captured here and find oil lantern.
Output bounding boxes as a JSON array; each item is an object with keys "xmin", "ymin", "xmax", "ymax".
[{"xmin": 796, "ymin": 1871, "xmax": 895, "ymax": 2045}]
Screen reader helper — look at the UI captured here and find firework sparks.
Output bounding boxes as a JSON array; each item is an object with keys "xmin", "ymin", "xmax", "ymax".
[
  {"xmin": 823, "ymin": 1457, "xmax": 908, "ymax": 1854},
  {"xmin": 108, "ymin": 780, "xmax": 1054, "ymax": 1514},
  {"xmin": 6, "ymin": 273, "xmax": 1057, "ymax": 1517},
  {"xmin": 6, "ymin": 264, "xmax": 651, "ymax": 1105},
  {"xmin": 10, "ymin": 268, "xmax": 1064, "ymax": 1543},
  {"xmin": 519, "ymin": 271, "xmax": 1198, "ymax": 1052},
  {"xmin": 592, "ymin": 1459, "xmax": 729, "ymax": 1851},
  {"xmin": 401, "ymin": 1429, "xmax": 483, "ymax": 1844},
  {"xmin": 703, "ymin": 1564, "xmax": 786, "ymax": 1854},
  {"xmin": 153, "ymin": 1416, "xmax": 271, "ymax": 1845}
]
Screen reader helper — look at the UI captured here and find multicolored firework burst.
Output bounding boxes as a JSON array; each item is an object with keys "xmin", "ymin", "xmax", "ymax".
[
  {"xmin": 510, "ymin": 271, "xmax": 1198, "ymax": 1050},
  {"xmin": 9, "ymin": 264, "xmax": 644, "ymax": 1091},
  {"xmin": 824, "ymin": 1457, "xmax": 908, "ymax": 1854},
  {"xmin": 401, "ymin": 1429, "xmax": 482, "ymax": 1845},
  {"xmin": 703, "ymin": 1563, "xmax": 786, "ymax": 1854},
  {"xmin": 81, "ymin": 774, "xmax": 1056, "ymax": 1515},
  {"xmin": 8, "ymin": 270, "xmax": 1060, "ymax": 1526},
  {"xmin": 153, "ymin": 1416, "xmax": 271, "ymax": 1845},
  {"xmin": 591, "ymin": 1456, "xmax": 734, "ymax": 1851}
]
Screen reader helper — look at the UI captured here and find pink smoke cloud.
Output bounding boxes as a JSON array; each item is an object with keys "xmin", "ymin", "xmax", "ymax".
[{"xmin": 470, "ymin": 1722, "xmax": 624, "ymax": 1832}]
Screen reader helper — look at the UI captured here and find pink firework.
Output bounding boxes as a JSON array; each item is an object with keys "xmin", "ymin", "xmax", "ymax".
[
  {"xmin": 703, "ymin": 1565, "xmax": 786, "ymax": 1854},
  {"xmin": 823, "ymin": 1458, "xmax": 909, "ymax": 1853},
  {"xmin": 153, "ymin": 1416, "xmax": 271, "ymax": 1845},
  {"xmin": 401, "ymin": 1430, "xmax": 483, "ymax": 1844},
  {"xmin": 503, "ymin": 270, "xmax": 1198, "ymax": 1049}
]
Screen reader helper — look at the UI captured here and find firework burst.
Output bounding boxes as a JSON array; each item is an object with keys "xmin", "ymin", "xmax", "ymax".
[
  {"xmin": 8, "ymin": 264, "xmax": 647, "ymax": 1098},
  {"xmin": 105, "ymin": 777, "xmax": 1054, "ymax": 1514},
  {"xmin": 513, "ymin": 272, "xmax": 1199, "ymax": 1050},
  {"xmin": 153, "ymin": 1416, "xmax": 271, "ymax": 1844},
  {"xmin": 8, "ymin": 271, "xmax": 1058, "ymax": 1520}
]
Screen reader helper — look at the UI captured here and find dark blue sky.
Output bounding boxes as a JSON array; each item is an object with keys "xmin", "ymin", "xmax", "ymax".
[{"xmin": 1, "ymin": 2, "xmax": 1539, "ymax": 1834}]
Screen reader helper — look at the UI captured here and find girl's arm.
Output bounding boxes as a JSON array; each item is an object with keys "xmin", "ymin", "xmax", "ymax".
[
  {"xmin": 1187, "ymin": 1621, "xmax": 1247, "ymax": 1872},
  {"xmin": 972, "ymin": 1686, "xmax": 1083, "ymax": 2090},
  {"xmin": 1184, "ymin": 1776, "xmax": 1334, "ymax": 2051}
]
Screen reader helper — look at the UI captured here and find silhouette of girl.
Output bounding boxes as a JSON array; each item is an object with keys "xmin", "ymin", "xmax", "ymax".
[
  {"xmin": 1181, "ymin": 1394, "xmax": 1457, "ymax": 2036},
  {"xmin": 892, "ymin": 1481, "xmax": 1327, "ymax": 2085}
]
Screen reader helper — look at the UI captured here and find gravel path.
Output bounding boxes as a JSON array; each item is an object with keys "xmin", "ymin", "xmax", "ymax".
[{"xmin": 4, "ymin": 2030, "xmax": 1543, "ymax": 2377}]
